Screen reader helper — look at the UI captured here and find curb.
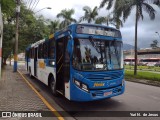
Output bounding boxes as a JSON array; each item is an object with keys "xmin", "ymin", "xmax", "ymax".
[
  {"xmin": 18, "ymin": 70, "xmax": 65, "ymax": 120},
  {"xmin": 126, "ymin": 79, "xmax": 160, "ymax": 87}
]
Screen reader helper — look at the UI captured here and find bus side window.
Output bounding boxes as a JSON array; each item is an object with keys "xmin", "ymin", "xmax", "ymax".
[
  {"xmin": 32, "ymin": 48, "xmax": 34, "ymax": 58},
  {"xmin": 48, "ymin": 39, "xmax": 55, "ymax": 59},
  {"xmin": 38, "ymin": 44, "xmax": 43, "ymax": 59},
  {"xmin": 43, "ymin": 42, "xmax": 48, "ymax": 59},
  {"xmin": 29, "ymin": 49, "xmax": 32, "ymax": 58}
]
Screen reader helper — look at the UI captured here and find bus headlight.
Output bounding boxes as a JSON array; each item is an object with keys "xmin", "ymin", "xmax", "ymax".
[
  {"xmin": 82, "ymin": 84, "xmax": 89, "ymax": 92},
  {"xmin": 73, "ymin": 79, "xmax": 89, "ymax": 92},
  {"xmin": 74, "ymin": 80, "xmax": 81, "ymax": 87}
]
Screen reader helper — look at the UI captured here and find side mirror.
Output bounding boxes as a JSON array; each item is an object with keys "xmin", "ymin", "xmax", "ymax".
[{"xmin": 67, "ymin": 30, "xmax": 74, "ymax": 56}]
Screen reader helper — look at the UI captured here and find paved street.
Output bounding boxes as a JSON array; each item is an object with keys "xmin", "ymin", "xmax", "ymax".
[{"xmin": 17, "ymin": 64, "xmax": 160, "ymax": 120}]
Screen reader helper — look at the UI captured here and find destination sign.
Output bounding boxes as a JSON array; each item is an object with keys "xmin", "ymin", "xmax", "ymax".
[{"xmin": 76, "ymin": 25, "xmax": 121, "ymax": 38}]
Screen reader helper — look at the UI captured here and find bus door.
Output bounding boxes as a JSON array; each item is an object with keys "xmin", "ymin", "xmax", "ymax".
[
  {"xmin": 56, "ymin": 36, "xmax": 70, "ymax": 95},
  {"xmin": 34, "ymin": 47, "xmax": 38, "ymax": 76}
]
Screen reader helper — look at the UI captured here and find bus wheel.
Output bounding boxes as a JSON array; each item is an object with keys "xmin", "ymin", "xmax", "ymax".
[{"xmin": 49, "ymin": 76, "xmax": 57, "ymax": 96}]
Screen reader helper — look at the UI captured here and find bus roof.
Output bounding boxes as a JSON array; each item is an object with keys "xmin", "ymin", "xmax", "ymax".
[
  {"xmin": 74, "ymin": 23, "xmax": 119, "ymax": 30},
  {"xmin": 54, "ymin": 23, "xmax": 121, "ymax": 39},
  {"xmin": 26, "ymin": 23, "xmax": 121, "ymax": 49}
]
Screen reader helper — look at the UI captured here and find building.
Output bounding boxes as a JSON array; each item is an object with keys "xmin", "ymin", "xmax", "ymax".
[{"xmin": 124, "ymin": 48, "xmax": 160, "ymax": 59}]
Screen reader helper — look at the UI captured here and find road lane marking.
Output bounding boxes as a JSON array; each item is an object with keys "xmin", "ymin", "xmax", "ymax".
[{"xmin": 18, "ymin": 70, "xmax": 64, "ymax": 120}]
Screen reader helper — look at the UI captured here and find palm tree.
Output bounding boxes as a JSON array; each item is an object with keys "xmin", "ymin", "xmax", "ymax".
[
  {"xmin": 48, "ymin": 20, "xmax": 60, "ymax": 34},
  {"xmin": 57, "ymin": 9, "xmax": 76, "ymax": 29},
  {"xmin": 153, "ymin": 0, "xmax": 160, "ymax": 7},
  {"xmin": 80, "ymin": 6, "xmax": 98, "ymax": 23},
  {"xmin": 99, "ymin": 0, "xmax": 159, "ymax": 75},
  {"xmin": 95, "ymin": 14, "xmax": 123, "ymax": 29},
  {"xmin": 109, "ymin": 13, "xmax": 123, "ymax": 29},
  {"xmin": 95, "ymin": 16, "xmax": 109, "ymax": 25}
]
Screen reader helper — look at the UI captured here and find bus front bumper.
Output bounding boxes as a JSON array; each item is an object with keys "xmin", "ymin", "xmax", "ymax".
[{"xmin": 70, "ymin": 83, "xmax": 125, "ymax": 101}]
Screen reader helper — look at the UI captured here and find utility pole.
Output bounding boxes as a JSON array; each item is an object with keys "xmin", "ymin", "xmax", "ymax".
[
  {"xmin": 14, "ymin": 0, "xmax": 20, "ymax": 72},
  {"xmin": 0, "ymin": 4, "xmax": 3, "ymax": 79}
]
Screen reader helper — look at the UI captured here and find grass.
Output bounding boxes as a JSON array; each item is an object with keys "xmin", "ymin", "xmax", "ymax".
[
  {"xmin": 125, "ymin": 70, "xmax": 160, "ymax": 82},
  {"xmin": 125, "ymin": 65, "xmax": 160, "ymax": 72}
]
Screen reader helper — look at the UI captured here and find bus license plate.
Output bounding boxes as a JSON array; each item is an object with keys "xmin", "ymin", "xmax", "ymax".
[{"xmin": 104, "ymin": 91, "xmax": 112, "ymax": 96}]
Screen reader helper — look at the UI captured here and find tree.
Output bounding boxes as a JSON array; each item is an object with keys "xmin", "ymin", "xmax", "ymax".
[
  {"xmin": 2, "ymin": 23, "xmax": 15, "ymax": 65},
  {"xmin": 153, "ymin": 0, "xmax": 160, "ymax": 7},
  {"xmin": 150, "ymin": 40, "xmax": 159, "ymax": 49},
  {"xmin": 1, "ymin": 2, "xmax": 50, "ymax": 65},
  {"xmin": 99, "ymin": 0, "xmax": 159, "ymax": 75},
  {"xmin": 57, "ymin": 9, "xmax": 76, "ymax": 29},
  {"xmin": 95, "ymin": 16, "xmax": 109, "ymax": 25},
  {"xmin": 80, "ymin": 6, "xmax": 98, "ymax": 23},
  {"xmin": 0, "ymin": 0, "xmax": 15, "ymax": 18},
  {"xmin": 109, "ymin": 13, "xmax": 123, "ymax": 29},
  {"xmin": 95, "ymin": 14, "xmax": 123, "ymax": 29},
  {"xmin": 18, "ymin": 6, "xmax": 50, "ymax": 49},
  {"xmin": 48, "ymin": 20, "xmax": 60, "ymax": 34}
]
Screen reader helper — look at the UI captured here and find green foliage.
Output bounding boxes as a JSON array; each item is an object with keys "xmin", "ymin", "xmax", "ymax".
[
  {"xmin": 80, "ymin": 6, "xmax": 98, "ymax": 23},
  {"xmin": 0, "ymin": 0, "xmax": 16, "ymax": 18},
  {"xmin": 150, "ymin": 40, "xmax": 159, "ymax": 49},
  {"xmin": 48, "ymin": 20, "xmax": 60, "ymax": 34},
  {"xmin": 125, "ymin": 70, "xmax": 160, "ymax": 81},
  {"xmin": 57, "ymin": 9, "xmax": 76, "ymax": 29},
  {"xmin": 1, "ymin": 2, "xmax": 50, "ymax": 63},
  {"xmin": 125, "ymin": 65, "xmax": 160, "ymax": 72},
  {"xmin": 2, "ymin": 23, "xmax": 15, "ymax": 60},
  {"xmin": 95, "ymin": 16, "xmax": 109, "ymax": 24}
]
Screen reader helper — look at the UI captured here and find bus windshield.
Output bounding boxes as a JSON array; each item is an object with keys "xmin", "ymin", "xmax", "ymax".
[{"xmin": 73, "ymin": 38, "xmax": 123, "ymax": 71}]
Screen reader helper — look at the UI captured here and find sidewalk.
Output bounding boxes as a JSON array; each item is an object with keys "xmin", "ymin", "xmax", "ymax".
[{"xmin": 0, "ymin": 65, "xmax": 58, "ymax": 119}]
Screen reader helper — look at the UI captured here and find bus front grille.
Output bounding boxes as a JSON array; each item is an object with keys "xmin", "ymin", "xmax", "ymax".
[{"xmin": 86, "ymin": 71, "xmax": 123, "ymax": 81}]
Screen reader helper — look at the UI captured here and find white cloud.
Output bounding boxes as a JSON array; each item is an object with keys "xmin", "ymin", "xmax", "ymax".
[
  {"xmin": 23, "ymin": 0, "xmax": 160, "ymax": 48},
  {"xmin": 33, "ymin": 0, "xmax": 101, "ymax": 19}
]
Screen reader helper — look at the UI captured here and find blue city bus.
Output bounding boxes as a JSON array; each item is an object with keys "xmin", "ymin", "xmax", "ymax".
[{"xmin": 25, "ymin": 23, "xmax": 125, "ymax": 101}]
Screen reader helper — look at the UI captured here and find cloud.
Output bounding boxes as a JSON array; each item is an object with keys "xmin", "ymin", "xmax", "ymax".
[
  {"xmin": 24, "ymin": 0, "xmax": 160, "ymax": 48},
  {"xmin": 120, "ymin": 6, "xmax": 160, "ymax": 48}
]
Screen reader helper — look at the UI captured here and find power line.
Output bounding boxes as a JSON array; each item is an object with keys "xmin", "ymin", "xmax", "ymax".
[
  {"xmin": 30, "ymin": 0, "xmax": 37, "ymax": 11},
  {"xmin": 26, "ymin": 0, "xmax": 30, "ymax": 7},
  {"xmin": 32, "ymin": 0, "xmax": 40, "ymax": 11},
  {"xmin": 28, "ymin": 0, "xmax": 33, "ymax": 11}
]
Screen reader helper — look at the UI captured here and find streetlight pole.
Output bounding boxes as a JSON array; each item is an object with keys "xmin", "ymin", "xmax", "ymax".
[
  {"xmin": 35, "ymin": 7, "xmax": 51, "ymax": 14},
  {"xmin": 13, "ymin": 0, "xmax": 20, "ymax": 72},
  {"xmin": 0, "ymin": 4, "xmax": 3, "ymax": 79}
]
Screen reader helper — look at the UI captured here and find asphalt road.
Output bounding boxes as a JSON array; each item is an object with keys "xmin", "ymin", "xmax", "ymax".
[{"xmin": 18, "ymin": 65, "xmax": 160, "ymax": 120}]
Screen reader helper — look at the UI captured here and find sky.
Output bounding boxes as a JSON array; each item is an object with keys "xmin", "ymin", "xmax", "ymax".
[{"xmin": 24, "ymin": 0, "xmax": 160, "ymax": 48}]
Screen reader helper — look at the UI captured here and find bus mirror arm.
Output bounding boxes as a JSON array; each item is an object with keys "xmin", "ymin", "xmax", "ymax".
[
  {"xmin": 67, "ymin": 38, "xmax": 73, "ymax": 57},
  {"xmin": 67, "ymin": 30, "xmax": 74, "ymax": 57}
]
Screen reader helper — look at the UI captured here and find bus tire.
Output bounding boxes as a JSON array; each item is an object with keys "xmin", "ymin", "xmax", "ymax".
[{"xmin": 49, "ymin": 76, "xmax": 57, "ymax": 96}]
